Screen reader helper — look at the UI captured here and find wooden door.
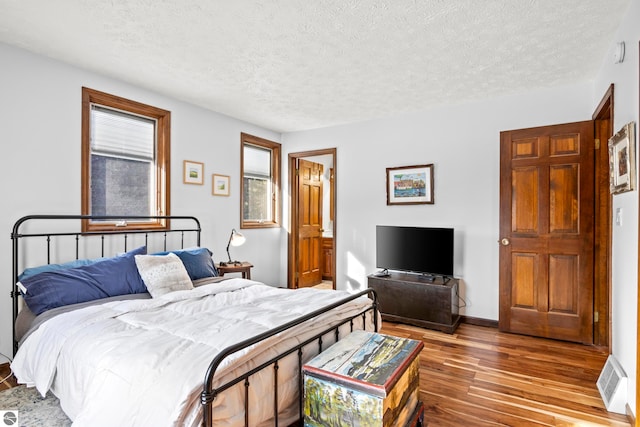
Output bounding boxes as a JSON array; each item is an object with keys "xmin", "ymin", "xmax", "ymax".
[
  {"xmin": 499, "ymin": 121, "xmax": 595, "ymax": 344},
  {"xmin": 297, "ymin": 159, "xmax": 323, "ymax": 287}
]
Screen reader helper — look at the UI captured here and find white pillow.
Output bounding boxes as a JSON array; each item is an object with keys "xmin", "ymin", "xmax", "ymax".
[{"xmin": 134, "ymin": 253, "xmax": 193, "ymax": 298}]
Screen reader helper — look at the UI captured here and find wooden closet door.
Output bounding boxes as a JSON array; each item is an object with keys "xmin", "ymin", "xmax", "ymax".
[
  {"xmin": 499, "ymin": 121, "xmax": 595, "ymax": 344},
  {"xmin": 297, "ymin": 159, "xmax": 323, "ymax": 287}
]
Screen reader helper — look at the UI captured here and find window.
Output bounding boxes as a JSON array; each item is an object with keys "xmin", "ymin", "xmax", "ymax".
[
  {"xmin": 81, "ymin": 87, "xmax": 171, "ymax": 231},
  {"xmin": 240, "ymin": 133, "xmax": 281, "ymax": 228}
]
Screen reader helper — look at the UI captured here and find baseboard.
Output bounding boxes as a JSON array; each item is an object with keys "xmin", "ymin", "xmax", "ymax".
[{"xmin": 460, "ymin": 315, "xmax": 499, "ymax": 328}]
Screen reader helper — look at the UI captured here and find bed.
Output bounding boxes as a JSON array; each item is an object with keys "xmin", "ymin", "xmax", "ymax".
[{"xmin": 9, "ymin": 215, "xmax": 379, "ymax": 426}]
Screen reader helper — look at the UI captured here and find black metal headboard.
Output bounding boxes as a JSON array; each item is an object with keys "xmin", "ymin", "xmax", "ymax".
[{"xmin": 10, "ymin": 214, "xmax": 201, "ymax": 352}]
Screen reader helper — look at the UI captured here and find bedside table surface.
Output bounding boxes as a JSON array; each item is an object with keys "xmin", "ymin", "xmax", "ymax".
[{"xmin": 215, "ymin": 262, "xmax": 253, "ymax": 279}]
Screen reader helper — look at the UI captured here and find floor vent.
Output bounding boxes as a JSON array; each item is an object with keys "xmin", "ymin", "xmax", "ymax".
[{"xmin": 597, "ymin": 354, "xmax": 628, "ymax": 414}]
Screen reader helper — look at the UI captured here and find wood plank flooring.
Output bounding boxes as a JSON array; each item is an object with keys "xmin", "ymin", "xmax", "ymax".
[
  {"xmin": 0, "ymin": 362, "xmax": 18, "ymax": 391},
  {"xmin": 1, "ymin": 323, "xmax": 632, "ymax": 426},
  {"xmin": 381, "ymin": 321, "xmax": 631, "ymax": 426}
]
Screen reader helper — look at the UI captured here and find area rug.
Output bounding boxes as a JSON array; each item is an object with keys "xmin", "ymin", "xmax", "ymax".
[{"xmin": 0, "ymin": 385, "xmax": 70, "ymax": 426}]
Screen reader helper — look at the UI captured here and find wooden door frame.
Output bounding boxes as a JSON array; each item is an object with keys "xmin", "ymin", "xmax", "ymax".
[
  {"xmin": 288, "ymin": 148, "xmax": 336, "ymax": 289},
  {"xmin": 592, "ymin": 84, "xmax": 614, "ymax": 349},
  {"xmin": 498, "ymin": 85, "xmax": 612, "ymax": 345}
]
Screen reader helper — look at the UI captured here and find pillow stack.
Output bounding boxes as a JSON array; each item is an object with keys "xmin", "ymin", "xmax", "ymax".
[
  {"xmin": 18, "ymin": 246, "xmax": 220, "ymax": 316},
  {"xmin": 19, "ymin": 246, "xmax": 148, "ymax": 316}
]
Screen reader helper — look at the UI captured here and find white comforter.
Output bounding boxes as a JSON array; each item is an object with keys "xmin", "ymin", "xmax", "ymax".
[{"xmin": 11, "ymin": 279, "xmax": 376, "ymax": 426}]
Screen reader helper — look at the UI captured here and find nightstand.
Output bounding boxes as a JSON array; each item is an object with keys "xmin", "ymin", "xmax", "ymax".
[{"xmin": 215, "ymin": 261, "xmax": 253, "ymax": 280}]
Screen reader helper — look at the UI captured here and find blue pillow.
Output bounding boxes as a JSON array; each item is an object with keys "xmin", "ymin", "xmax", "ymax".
[
  {"xmin": 18, "ymin": 245, "xmax": 148, "ymax": 281},
  {"xmin": 21, "ymin": 246, "xmax": 147, "ymax": 316},
  {"xmin": 153, "ymin": 247, "xmax": 218, "ymax": 280},
  {"xmin": 18, "ymin": 257, "xmax": 105, "ymax": 282}
]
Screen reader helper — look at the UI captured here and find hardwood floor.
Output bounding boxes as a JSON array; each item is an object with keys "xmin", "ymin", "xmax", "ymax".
[
  {"xmin": 0, "ymin": 362, "xmax": 18, "ymax": 391},
  {"xmin": 0, "ymin": 323, "xmax": 632, "ymax": 426},
  {"xmin": 381, "ymin": 321, "xmax": 631, "ymax": 426}
]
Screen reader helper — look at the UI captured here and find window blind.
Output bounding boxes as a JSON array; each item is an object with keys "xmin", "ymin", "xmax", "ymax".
[
  {"xmin": 244, "ymin": 144, "xmax": 271, "ymax": 176},
  {"xmin": 90, "ymin": 105, "xmax": 155, "ymax": 160}
]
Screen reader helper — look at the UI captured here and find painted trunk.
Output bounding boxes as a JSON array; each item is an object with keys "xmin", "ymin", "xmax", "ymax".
[{"xmin": 303, "ymin": 330, "xmax": 423, "ymax": 427}]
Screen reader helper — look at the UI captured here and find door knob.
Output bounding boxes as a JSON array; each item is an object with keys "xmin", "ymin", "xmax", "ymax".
[{"xmin": 500, "ymin": 238, "xmax": 510, "ymax": 246}]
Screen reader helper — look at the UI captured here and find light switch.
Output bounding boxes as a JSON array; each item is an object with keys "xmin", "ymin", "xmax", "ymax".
[{"xmin": 616, "ymin": 208, "xmax": 623, "ymax": 226}]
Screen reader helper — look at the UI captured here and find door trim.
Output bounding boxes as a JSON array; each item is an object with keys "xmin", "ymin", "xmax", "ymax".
[
  {"xmin": 592, "ymin": 84, "xmax": 614, "ymax": 349},
  {"xmin": 288, "ymin": 148, "xmax": 337, "ymax": 289}
]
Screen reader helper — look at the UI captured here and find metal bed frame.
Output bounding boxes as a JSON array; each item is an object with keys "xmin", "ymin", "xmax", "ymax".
[{"xmin": 10, "ymin": 214, "xmax": 379, "ymax": 426}]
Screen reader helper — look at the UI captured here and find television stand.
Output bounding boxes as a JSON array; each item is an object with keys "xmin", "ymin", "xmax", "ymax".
[
  {"xmin": 421, "ymin": 274, "xmax": 436, "ymax": 283},
  {"xmin": 368, "ymin": 271, "xmax": 460, "ymax": 333},
  {"xmin": 373, "ymin": 268, "xmax": 391, "ymax": 278}
]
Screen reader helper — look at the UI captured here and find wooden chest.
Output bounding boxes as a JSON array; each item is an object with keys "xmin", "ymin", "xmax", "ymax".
[
  {"xmin": 368, "ymin": 272, "xmax": 461, "ymax": 333},
  {"xmin": 303, "ymin": 330, "xmax": 424, "ymax": 426}
]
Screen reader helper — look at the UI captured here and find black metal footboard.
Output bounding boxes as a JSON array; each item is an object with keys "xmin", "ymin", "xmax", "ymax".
[{"xmin": 201, "ymin": 288, "xmax": 379, "ymax": 427}]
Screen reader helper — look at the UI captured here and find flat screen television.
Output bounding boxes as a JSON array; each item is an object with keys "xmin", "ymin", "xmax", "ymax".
[{"xmin": 376, "ymin": 225, "xmax": 454, "ymax": 277}]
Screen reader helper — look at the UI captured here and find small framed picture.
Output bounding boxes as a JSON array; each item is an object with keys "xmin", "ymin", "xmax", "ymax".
[
  {"xmin": 608, "ymin": 122, "xmax": 636, "ymax": 194},
  {"xmin": 386, "ymin": 164, "xmax": 434, "ymax": 205},
  {"xmin": 212, "ymin": 174, "xmax": 230, "ymax": 196},
  {"xmin": 183, "ymin": 160, "xmax": 204, "ymax": 185}
]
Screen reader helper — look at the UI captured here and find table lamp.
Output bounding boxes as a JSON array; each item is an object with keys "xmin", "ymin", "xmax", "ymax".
[{"xmin": 225, "ymin": 229, "xmax": 246, "ymax": 265}]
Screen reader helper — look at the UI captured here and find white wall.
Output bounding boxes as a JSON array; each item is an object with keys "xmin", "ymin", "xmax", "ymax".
[
  {"xmin": 0, "ymin": 43, "xmax": 283, "ymax": 359},
  {"xmin": 593, "ymin": 0, "xmax": 640, "ymax": 414},
  {"xmin": 282, "ymin": 2, "xmax": 640, "ymax": 414},
  {"xmin": 282, "ymin": 83, "xmax": 594, "ymax": 319}
]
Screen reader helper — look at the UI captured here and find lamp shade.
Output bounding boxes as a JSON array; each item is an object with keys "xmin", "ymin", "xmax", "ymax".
[
  {"xmin": 230, "ymin": 230, "xmax": 246, "ymax": 247},
  {"xmin": 225, "ymin": 229, "xmax": 246, "ymax": 264}
]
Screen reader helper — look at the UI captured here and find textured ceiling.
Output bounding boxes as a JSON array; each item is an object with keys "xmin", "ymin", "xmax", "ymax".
[{"xmin": 0, "ymin": 0, "xmax": 631, "ymax": 132}]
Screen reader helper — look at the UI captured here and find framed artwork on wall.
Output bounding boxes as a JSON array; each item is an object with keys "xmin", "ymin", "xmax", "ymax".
[
  {"xmin": 183, "ymin": 160, "xmax": 204, "ymax": 185},
  {"xmin": 386, "ymin": 164, "xmax": 434, "ymax": 205},
  {"xmin": 212, "ymin": 174, "xmax": 230, "ymax": 196},
  {"xmin": 608, "ymin": 121, "xmax": 636, "ymax": 194}
]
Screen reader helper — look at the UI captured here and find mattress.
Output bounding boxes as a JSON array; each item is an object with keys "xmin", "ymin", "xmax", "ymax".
[{"xmin": 11, "ymin": 278, "xmax": 376, "ymax": 426}]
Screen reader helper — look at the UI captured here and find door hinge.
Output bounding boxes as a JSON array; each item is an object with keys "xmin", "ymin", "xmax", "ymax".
[
  {"xmin": 595, "ymin": 138, "xmax": 600, "ymax": 149},
  {"xmin": 594, "ymin": 311, "xmax": 599, "ymax": 323}
]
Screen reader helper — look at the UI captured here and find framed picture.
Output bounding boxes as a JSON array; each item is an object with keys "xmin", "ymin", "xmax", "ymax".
[
  {"xmin": 183, "ymin": 160, "xmax": 204, "ymax": 185},
  {"xmin": 386, "ymin": 164, "xmax": 434, "ymax": 205},
  {"xmin": 212, "ymin": 174, "xmax": 230, "ymax": 196},
  {"xmin": 608, "ymin": 122, "xmax": 636, "ymax": 194}
]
